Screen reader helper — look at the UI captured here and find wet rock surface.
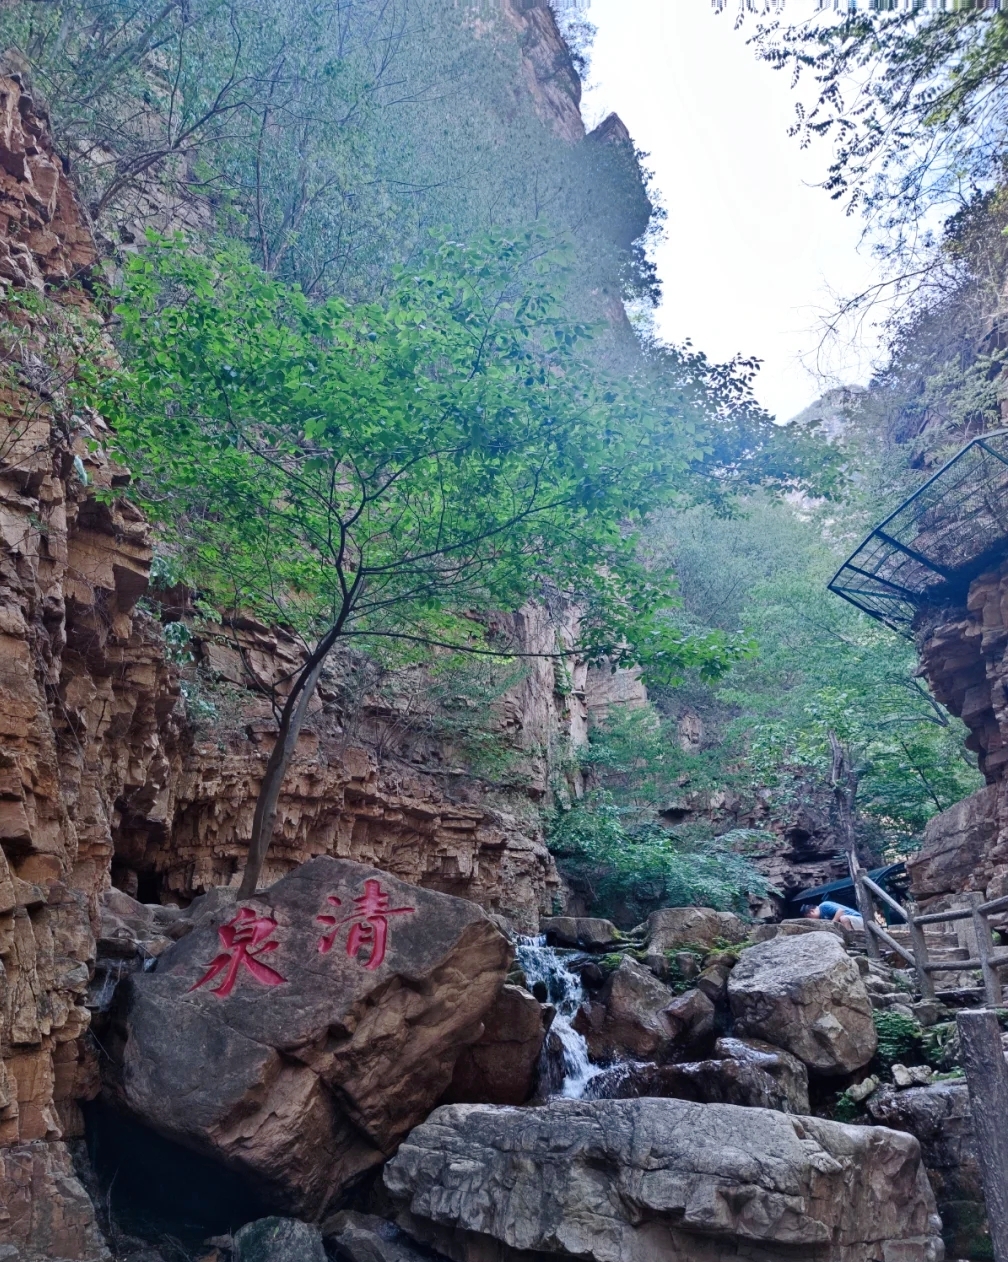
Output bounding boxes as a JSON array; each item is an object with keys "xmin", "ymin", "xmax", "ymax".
[
  {"xmin": 384, "ymin": 1097, "xmax": 944, "ymax": 1262},
  {"xmin": 102, "ymin": 857, "xmax": 511, "ymax": 1216},
  {"xmin": 728, "ymin": 931, "xmax": 877, "ymax": 1074}
]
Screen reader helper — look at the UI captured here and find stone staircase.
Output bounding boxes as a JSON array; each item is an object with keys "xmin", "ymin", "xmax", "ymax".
[{"xmin": 864, "ymin": 921, "xmax": 1002, "ymax": 1006}]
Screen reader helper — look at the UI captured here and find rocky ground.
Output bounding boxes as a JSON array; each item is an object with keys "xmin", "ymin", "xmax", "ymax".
[{"xmin": 28, "ymin": 886, "xmax": 991, "ymax": 1262}]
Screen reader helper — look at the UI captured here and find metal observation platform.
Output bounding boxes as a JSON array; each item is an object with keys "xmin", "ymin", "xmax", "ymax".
[{"xmin": 828, "ymin": 429, "xmax": 1008, "ymax": 634}]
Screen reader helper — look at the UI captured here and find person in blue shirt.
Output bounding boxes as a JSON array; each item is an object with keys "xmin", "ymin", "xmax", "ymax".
[{"xmin": 801, "ymin": 899, "xmax": 864, "ymax": 930}]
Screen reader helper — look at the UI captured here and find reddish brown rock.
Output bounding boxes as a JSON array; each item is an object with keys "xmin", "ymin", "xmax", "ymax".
[
  {"xmin": 443, "ymin": 984, "xmax": 549, "ymax": 1106},
  {"xmin": 0, "ymin": 1139, "xmax": 110, "ymax": 1260},
  {"xmin": 103, "ymin": 858, "xmax": 512, "ymax": 1216}
]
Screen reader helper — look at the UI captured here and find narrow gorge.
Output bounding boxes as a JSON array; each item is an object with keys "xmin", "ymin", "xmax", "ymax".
[{"xmin": 1, "ymin": 2, "xmax": 1008, "ymax": 1262}]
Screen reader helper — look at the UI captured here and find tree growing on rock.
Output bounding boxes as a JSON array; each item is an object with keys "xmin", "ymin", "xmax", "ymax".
[{"xmin": 88, "ymin": 232, "xmax": 747, "ymax": 894}]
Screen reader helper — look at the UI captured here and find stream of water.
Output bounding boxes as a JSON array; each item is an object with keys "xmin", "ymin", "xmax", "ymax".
[{"xmin": 516, "ymin": 935, "xmax": 603, "ymax": 1099}]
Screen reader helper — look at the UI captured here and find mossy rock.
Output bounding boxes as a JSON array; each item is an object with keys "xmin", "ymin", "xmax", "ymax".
[{"xmin": 940, "ymin": 1198, "xmax": 993, "ymax": 1261}]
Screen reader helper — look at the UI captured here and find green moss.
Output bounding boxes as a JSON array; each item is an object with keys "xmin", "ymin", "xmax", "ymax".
[
  {"xmin": 873, "ymin": 1009, "xmax": 923, "ymax": 1071},
  {"xmin": 940, "ymin": 1199, "xmax": 993, "ymax": 1261},
  {"xmin": 832, "ymin": 1090, "xmax": 861, "ymax": 1123}
]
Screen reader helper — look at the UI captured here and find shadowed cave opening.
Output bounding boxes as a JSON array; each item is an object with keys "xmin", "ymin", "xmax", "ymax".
[{"xmin": 81, "ymin": 1101, "xmax": 265, "ymax": 1251}]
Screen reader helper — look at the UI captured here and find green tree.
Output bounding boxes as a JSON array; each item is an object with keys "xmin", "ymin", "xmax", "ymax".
[
  {"xmin": 88, "ymin": 232, "xmax": 744, "ymax": 894},
  {"xmin": 752, "ymin": 6, "xmax": 1008, "ymax": 232},
  {"xmin": 649, "ymin": 495, "xmax": 982, "ymax": 841}
]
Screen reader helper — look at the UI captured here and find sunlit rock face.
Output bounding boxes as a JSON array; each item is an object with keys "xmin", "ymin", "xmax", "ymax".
[
  {"xmin": 384, "ymin": 1097, "xmax": 945, "ymax": 1262},
  {"xmin": 728, "ymin": 933, "xmax": 877, "ymax": 1076},
  {"xmin": 102, "ymin": 857, "xmax": 511, "ymax": 1217}
]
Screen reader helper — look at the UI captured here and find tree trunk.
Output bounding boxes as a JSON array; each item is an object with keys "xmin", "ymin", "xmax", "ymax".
[{"xmin": 237, "ymin": 610, "xmax": 350, "ymax": 898}]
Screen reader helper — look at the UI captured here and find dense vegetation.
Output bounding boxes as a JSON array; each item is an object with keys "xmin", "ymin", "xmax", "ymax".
[{"xmin": 8, "ymin": 0, "xmax": 1001, "ymax": 913}]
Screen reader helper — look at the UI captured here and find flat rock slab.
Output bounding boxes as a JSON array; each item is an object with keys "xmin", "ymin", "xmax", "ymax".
[
  {"xmin": 643, "ymin": 907, "xmax": 747, "ymax": 953},
  {"xmin": 104, "ymin": 857, "xmax": 510, "ymax": 1216},
  {"xmin": 728, "ymin": 931, "xmax": 877, "ymax": 1075},
  {"xmin": 384, "ymin": 1098, "xmax": 943, "ymax": 1262},
  {"xmin": 540, "ymin": 917, "xmax": 621, "ymax": 950}
]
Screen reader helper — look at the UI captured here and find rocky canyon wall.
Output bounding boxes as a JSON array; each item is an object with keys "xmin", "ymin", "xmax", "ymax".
[
  {"xmin": 0, "ymin": 73, "xmax": 634, "ymax": 1255},
  {"xmin": 909, "ymin": 562, "xmax": 1008, "ymax": 920}
]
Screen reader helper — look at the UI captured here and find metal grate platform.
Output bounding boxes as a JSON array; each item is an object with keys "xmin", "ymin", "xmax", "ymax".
[{"xmin": 828, "ymin": 429, "xmax": 1008, "ymax": 633}]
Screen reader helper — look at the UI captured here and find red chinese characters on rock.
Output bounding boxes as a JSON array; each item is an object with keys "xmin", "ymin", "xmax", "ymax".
[
  {"xmin": 316, "ymin": 879, "xmax": 415, "ymax": 971},
  {"xmin": 189, "ymin": 907, "xmax": 287, "ymax": 997}
]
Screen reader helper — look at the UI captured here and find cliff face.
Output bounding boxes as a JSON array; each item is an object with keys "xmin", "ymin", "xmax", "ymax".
[
  {"xmin": 0, "ymin": 74, "xmax": 616, "ymax": 1254},
  {"xmin": 110, "ymin": 602, "xmax": 587, "ymax": 931},
  {"xmin": 0, "ymin": 72, "xmax": 158, "ymax": 1259},
  {"xmin": 910, "ymin": 564, "xmax": 1008, "ymax": 918},
  {"xmin": 503, "ymin": 0, "xmax": 586, "ymax": 144}
]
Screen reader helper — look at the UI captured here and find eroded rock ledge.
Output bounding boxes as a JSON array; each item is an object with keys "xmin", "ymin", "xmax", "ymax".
[{"xmin": 384, "ymin": 1098, "xmax": 945, "ymax": 1262}]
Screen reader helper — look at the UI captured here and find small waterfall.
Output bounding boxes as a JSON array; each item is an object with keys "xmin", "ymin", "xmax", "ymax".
[{"xmin": 516, "ymin": 935, "xmax": 602, "ymax": 1099}]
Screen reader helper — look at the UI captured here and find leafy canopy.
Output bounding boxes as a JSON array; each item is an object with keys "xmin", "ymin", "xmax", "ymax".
[
  {"xmin": 753, "ymin": 7, "xmax": 1008, "ymax": 236},
  {"xmin": 87, "ymin": 232, "xmax": 746, "ymax": 681}
]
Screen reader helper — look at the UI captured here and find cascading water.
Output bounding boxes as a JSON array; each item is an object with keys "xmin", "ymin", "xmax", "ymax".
[{"xmin": 516, "ymin": 935, "xmax": 603, "ymax": 1099}]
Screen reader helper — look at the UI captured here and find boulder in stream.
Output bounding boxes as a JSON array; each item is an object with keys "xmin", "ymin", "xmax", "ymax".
[
  {"xmin": 586, "ymin": 1035, "xmax": 809, "ymax": 1114},
  {"xmin": 384, "ymin": 1097, "xmax": 944, "ymax": 1262},
  {"xmin": 102, "ymin": 857, "xmax": 511, "ymax": 1216},
  {"xmin": 572, "ymin": 957, "xmax": 676, "ymax": 1060},
  {"xmin": 728, "ymin": 931, "xmax": 877, "ymax": 1074}
]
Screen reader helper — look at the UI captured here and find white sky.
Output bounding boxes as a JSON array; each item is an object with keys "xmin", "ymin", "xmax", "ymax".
[{"xmin": 580, "ymin": 0, "xmax": 883, "ymax": 421}]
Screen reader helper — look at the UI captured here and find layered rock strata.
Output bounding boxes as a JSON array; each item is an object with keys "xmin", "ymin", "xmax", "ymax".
[
  {"xmin": 910, "ymin": 562, "xmax": 1008, "ymax": 916},
  {"xmin": 0, "ymin": 71, "xmax": 146, "ymax": 1261},
  {"xmin": 384, "ymin": 1098, "xmax": 945, "ymax": 1262}
]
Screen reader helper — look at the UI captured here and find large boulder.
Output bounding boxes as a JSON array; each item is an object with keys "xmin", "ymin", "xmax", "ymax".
[
  {"xmin": 540, "ymin": 917, "xmax": 621, "ymax": 950},
  {"xmin": 443, "ymin": 985, "xmax": 548, "ymax": 1106},
  {"xmin": 643, "ymin": 907, "xmax": 747, "ymax": 954},
  {"xmin": 233, "ymin": 1217, "xmax": 326, "ymax": 1262},
  {"xmin": 572, "ymin": 958, "xmax": 675, "ymax": 1061},
  {"xmin": 103, "ymin": 857, "xmax": 511, "ymax": 1216},
  {"xmin": 867, "ymin": 1083, "xmax": 985, "ymax": 1260},
  {"xmin": 728, "ymin": 932, "xmax": 876, "ymax": 1074},
  {"xmin": 384, "ymin": 1098, "xmax": 943, "ymax": 1262}
]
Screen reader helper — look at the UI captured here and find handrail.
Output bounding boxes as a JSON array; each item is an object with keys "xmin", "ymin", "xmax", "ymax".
[
  {"xmin": 862, "ymin": 875, "xmax": 908, "ymax": 922},
  {"xmin": 865, "ymin": 919, "xmax": 914, "ymax": 965},
  {"xmin": 915, "ymin": 907, "xmax": 976, "ymax": 926}
]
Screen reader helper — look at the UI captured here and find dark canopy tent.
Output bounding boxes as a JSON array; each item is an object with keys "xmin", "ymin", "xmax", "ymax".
[{"xmin": 786, "ymin": 862, "xmax": 908, "ymax": 924}]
